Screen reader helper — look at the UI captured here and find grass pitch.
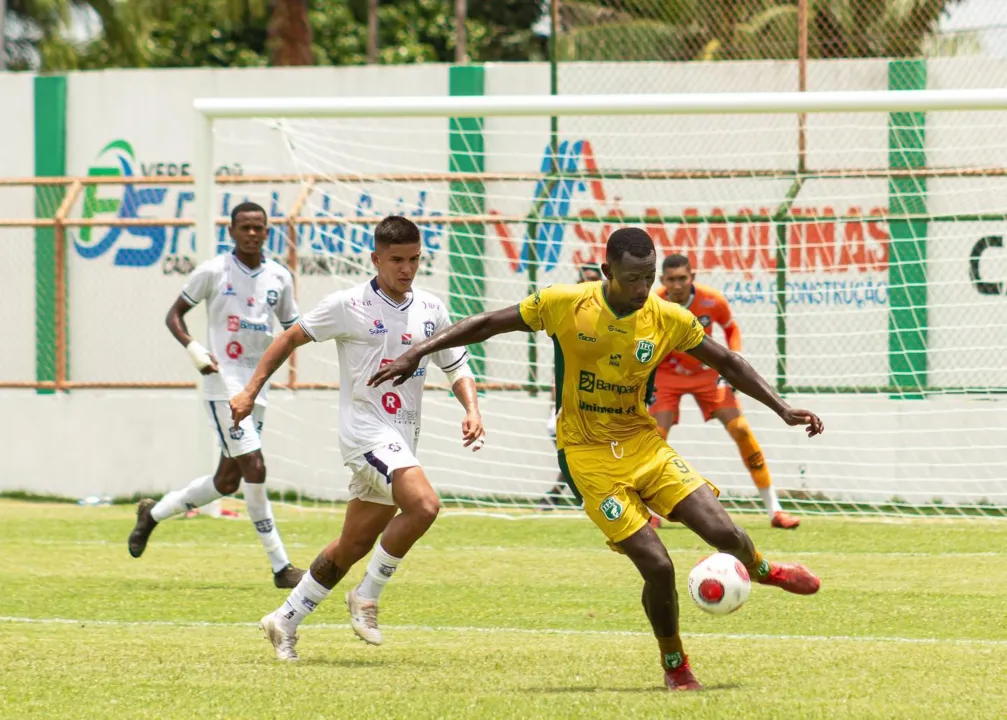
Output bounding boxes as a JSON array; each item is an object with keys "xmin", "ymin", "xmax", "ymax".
[{"xmin": 1, "ymin": 500, "xmax": 1005, "ymax": 719}]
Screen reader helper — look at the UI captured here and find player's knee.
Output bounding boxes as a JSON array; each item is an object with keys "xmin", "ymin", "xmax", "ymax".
[
  {"xmin": 642, "ymin": 552, "xmax": 675, "ymax": 586},
  {"xmin": 725, "ymin": 415, "xmax": 751, "ymax": 442},
  {"xmin": 709, "ymin": 522, "xmax": 747, "ymax": 554},
  {"xmin": 237, "ymin": 452, "xmax": 266, "ymax": 484},
  {"xmin": 410, "ymin": 492, "xmax": 440, "ymax": 528},
  {"xmin": 214, "ymin": 467, "xmax": 242, "ymax": 495}
]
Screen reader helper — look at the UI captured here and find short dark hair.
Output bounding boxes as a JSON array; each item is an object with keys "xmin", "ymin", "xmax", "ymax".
[
  {"xmin": 375, "ymin": 216, "xmax": 421, "ymax": 248},
  {"xmin": 577, "ymin": 264, "xmax": 601, "ymax": 282},
  {"xmin": 662, "ymin": 254, "xmax": 691, "ymax": 272},
  {"xmin": 230, "ymin": 201, "xmax": 267, "ymax": 226},
  {"xmin": 606, "ymin": 227, "xmax": 654, "ymax": 265}
]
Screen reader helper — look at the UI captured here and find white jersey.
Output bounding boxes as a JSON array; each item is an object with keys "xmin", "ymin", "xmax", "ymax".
[
  {"xmin": 181, "ymin": 253, "xmax": 299, "ymax": 405},
  {"xmin": 298, "ymin": 277, "xmax": 469, "ymax": 461}
]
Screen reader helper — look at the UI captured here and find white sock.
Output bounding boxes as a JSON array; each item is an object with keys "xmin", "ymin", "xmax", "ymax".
[
  {"xmin": 759, "ymin": 485, "xmax": 783, "ymax": 517},
  {"xmin": 275, "ymin": 571, "xmax": 331, "ymax": 634},
  {"xmin": 244, "ymin": 482, "xmax": 290, "ymax": 573},
  {"xmin": 151, "ymin": 475, "xmax": 221, "ymax": 523},
  {"xmin": 356, "ymin": 544, "xmax": 402, "ymax": 602}
]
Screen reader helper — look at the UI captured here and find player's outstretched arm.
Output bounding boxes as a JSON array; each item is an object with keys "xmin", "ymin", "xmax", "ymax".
[
  {"xmin": 230, "ymin": 324, "xmax": 312, "ymax": 427},
  {"xmin": 165, "ymin": 297, "xmax": 219, "ymax": 375},
  {"xmin": 452, "ymin": 376, "xmax": 485, "ymax": 450},
  {"xmin": 368, "ymin": 306, "xmax": 531, "ymax": 387},
  {"xmin": 687, "ymin": 337, "xmax": 824, "ymax": 437}
]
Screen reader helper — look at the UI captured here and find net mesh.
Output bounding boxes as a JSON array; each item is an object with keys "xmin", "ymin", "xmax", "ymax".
[{"xmin": 206, "ymin": 84, "xmax": 1007, "ymax": 519}]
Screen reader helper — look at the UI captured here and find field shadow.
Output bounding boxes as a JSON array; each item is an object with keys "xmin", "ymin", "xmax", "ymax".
[{"xmin": 523, "ymin": 682, "xmax": 741, "ymax": 694}]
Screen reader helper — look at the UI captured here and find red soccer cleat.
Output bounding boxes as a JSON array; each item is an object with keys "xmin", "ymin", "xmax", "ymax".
[
  {"xmin": 649, "ymin": 514, "xmax": 663, "ymax": 530},
  {"xmin": 757, "ymin": 562, "xmax": 821, "ymax": 595},
  {"xmin": 771, "ymin": 511, "xmax": 801, "ymax": 529},
  {"xmin": 664, "ymin": 658, "xmax": 703, "ymax": 691}
]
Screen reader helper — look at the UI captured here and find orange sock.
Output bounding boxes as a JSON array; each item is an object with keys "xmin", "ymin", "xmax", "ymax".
[
  {"xmin": 726, "ymin": 416, "xmax": 772, "ymax": 489},
  {"xmin": 658, "ymin": 635, "xmax": 686, "ymax": 670}
]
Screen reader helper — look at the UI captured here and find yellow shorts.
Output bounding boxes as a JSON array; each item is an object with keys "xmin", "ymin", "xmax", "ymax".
[{"xmin": 558, "ymin": 431, "xmax": 718, "ymax": 547}]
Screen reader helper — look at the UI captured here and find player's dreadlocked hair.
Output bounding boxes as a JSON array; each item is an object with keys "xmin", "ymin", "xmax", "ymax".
[
  {"xmin": 606, "ymin": 227, "xmax": 655, "ymax": 265},
  {"xmin": 375, "ymin": 215, "xmax": 421, "ymax": 248}
]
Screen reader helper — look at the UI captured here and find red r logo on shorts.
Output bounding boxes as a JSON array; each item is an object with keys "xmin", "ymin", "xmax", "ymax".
[
  {"xmin": 227, "ymin": 315, "xmax": 240, "ymax": 332},
  {"xmin": 382, "ymin": 392, "xmax": 401, "ymax": 414},
  {"xmin": 226, "ymin": 341, "xmax": 243, "ymax": 359}
]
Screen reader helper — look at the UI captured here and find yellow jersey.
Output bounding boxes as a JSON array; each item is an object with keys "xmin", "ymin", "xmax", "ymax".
[{"xmin": 519, "ymin": 282, "xmax": 706, "ymax": 448}]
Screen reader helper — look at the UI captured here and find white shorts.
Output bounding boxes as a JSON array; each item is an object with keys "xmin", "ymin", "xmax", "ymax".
[
  {"xmin": 344, "ymin": 439, "xmax": 420, "ymax": 506},
  {"xmin": 205, "ymin": 400, "xmax": 264, "ymax": 458}
]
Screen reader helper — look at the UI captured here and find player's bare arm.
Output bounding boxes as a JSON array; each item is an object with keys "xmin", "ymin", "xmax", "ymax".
[
  {"xmin": 368, "ymin": 306, "xmax": 531, "ymax": 387},
  {"xmin": 166, "ymin": 296, "xmax": 219, "ymax": 375},
  {"xmin": 687, "ymin": 337, "xmax": 824, "ymax": 437},
  {"xmin": 451, "ymin": 376, "xmax": 485, "ymax": 450},
  {"xmin": 231, "ymin": 324, "xmax": 312, "ymax": 427}
]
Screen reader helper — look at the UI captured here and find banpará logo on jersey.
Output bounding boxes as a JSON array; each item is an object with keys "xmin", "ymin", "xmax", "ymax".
[
  {"xmin": 635, "ymin": 339, "xmax": 655, "ymax": 363},
  {"xmin": 227, "ymin": 315, "xmax": 240, "ymax": 332},
  {"xmin": 239, "ymin": 319, "xmax": 269, "ymax": 332},
  {"xmin": 226, "ymin": 341, "xmax": 243, "ymax": 359},
  {"xmin": 423, "ymin": 320, "xmax": 435, "ymax": 338},
  {"xmin": 607, "ymin": 324, "xmax": 627, "ymax": 334},
  {"xmin": 370, "ymin": 319, "xmax": 389, "ymax": 335},
  {"xmin": 266, "ymin": 289, "xmax": 279, "ymax": 306},
  {"xmin": 577, "ymin": 332, "xmax": 597, "ymax": 343},
  {"xmin": 578, "ymin": 370, "xmax": 638, "ymax": 395},
  {"xmin": 401, "ymin": 333, "xmax": 412, "ymax": 346}
]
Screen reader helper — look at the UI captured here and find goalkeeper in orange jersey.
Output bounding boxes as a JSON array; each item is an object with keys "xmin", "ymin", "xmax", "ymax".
[
  {"xmin": 370, "ymin": 227, "xmax": 822, "ymax": 691},
  {"xmin": 651, "ymin": 254, "xmax": 799, "ymax": 529}
]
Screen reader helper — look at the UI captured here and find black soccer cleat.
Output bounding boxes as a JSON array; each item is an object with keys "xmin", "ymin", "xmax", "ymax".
[
  {"xmin": 273, "ymin": 564, "xmax": 306, "ymax": 589},
  {"xmin": 128, "ymin": 498, "xmax": 158, "ymax": 558}
]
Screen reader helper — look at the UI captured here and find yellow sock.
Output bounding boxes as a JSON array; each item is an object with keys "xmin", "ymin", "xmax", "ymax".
[
  {"xmin": 726, "ymin": 416, "xmax": 772, "ymax": 489},
  {"xmin": 658, "ymin": 635, "xmax": 685, "ymax": 670},
  {"xmin": 746, "ymin": 550, "xmax": 770, "ymax": 580}
]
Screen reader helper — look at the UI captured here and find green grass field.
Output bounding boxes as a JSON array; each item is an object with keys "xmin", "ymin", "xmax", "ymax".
[{"xmin": 1, "ymin": 500, "xmax": 1005, "ymax": 719}]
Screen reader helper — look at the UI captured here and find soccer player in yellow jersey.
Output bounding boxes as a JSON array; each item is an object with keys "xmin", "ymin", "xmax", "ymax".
[{"xmin": 369, "ymin": 228, "xmax": 823, "ymax": 691}]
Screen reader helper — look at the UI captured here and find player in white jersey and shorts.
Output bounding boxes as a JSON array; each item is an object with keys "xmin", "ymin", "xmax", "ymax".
[
  {"xmin": 127, "ymin": 201, "xmax": 305, "ymax": 589},
  {"xmin": 230, "ymin": 216, "xmax": 485, "ymax": 661}
]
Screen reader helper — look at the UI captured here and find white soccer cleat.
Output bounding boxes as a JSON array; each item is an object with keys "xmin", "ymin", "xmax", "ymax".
[
  {"xmin": 345, "ymin": 587, "xmax": 383, "ymax": 646},
  {"xmin": 260, "ymin": 612, "xmax": 299, "ymax": 661}
]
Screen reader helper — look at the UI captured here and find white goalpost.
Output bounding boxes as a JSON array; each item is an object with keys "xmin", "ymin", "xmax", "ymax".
[{"xmin": 193, "ymin": 88, "xmax": 1007, "ymax": 519}]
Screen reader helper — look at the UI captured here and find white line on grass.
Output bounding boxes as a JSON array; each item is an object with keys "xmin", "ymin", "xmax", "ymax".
[
  {"xmin": 1, "ymin": 616, "xmax": 1004, "ymax": 647},
  {"xmin": 22, "ymin": 539, "xmax": 1004, "ymax": 559}
]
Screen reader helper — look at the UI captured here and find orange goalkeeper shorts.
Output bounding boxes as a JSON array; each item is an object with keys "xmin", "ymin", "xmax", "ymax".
[{"xmin": 650, "ymin": 372, "xmax": 739, "ymax": 425}]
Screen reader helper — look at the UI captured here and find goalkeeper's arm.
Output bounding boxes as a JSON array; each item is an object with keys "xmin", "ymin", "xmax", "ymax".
[{"xmin": 230, "ymin": 324, "xmax": 312, "ymax": 428}]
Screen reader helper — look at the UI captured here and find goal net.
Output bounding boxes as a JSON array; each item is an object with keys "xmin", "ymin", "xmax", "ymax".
[{"xmin": 199, "ymin": 87, "xmax": 1007, "ymax": 519}]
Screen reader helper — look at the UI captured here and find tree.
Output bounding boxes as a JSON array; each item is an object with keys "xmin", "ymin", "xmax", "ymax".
[{"xmin": 559, "ymin": 0, "xmax": 969, "ymax": 62}]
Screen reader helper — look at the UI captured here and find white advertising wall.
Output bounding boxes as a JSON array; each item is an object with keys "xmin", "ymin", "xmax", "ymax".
[{"xmin": 1, "ymin": 59, "xmax": 1005, "ymax": 508}]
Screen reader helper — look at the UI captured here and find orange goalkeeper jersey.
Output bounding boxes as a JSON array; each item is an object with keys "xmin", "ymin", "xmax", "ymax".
[{"xmin": 654, "ymin": 284, "xmax": 741, "ymax": 381}]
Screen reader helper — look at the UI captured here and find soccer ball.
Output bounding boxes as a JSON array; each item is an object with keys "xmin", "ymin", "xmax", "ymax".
[{"xmin": 687, "ymin": 553, "xmax": 751, "ymax": 615}]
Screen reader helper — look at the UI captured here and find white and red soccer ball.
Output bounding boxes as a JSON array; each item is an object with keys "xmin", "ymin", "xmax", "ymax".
[{"xmin": 687, "ymin": 553, "xmax": 751, "ymax": 615}]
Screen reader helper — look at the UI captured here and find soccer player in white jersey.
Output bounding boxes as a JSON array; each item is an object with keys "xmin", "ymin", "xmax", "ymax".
[
  {"xmin": 230, "ymin": 215, "xmax": 484, "ymax": 661},
  {"xmin": 127, "ymin": 201, "xmax": 305, "ymax": 589}
]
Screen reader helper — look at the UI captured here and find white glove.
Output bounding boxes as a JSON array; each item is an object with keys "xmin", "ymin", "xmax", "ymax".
[{"xmin": 185, "ymin": 341, "xmax": 215, "ymax": 371}]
